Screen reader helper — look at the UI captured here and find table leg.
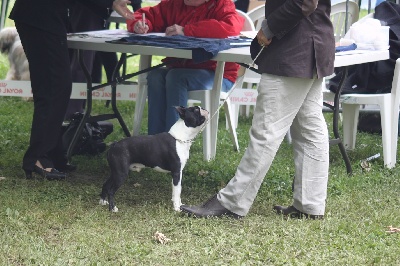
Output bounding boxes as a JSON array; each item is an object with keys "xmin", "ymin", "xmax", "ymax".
[
  {"xmin": 67, "ymin": 49, "xmax": 93, "ymax": 162},
  {"xmin": 67, "ymin": 50, "xmax": 130, "ymax": 162},
  {"xmin": 326, "ymin": 66, "xmax": 353, "ymax": 174},
  {"xmin": 205, "ymin": 61, "xmax": 225, "ymax": 161},
  {"xmin": 111, "ymin": 53, "xmax": 131, "ymax": 137}
]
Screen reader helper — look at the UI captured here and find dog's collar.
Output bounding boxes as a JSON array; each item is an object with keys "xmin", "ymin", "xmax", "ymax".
[
  {"xmin": 169, "ymin": 133, "xmax": 195, "ymax": 144},
  {"xmin": 175, "ymin": 138, "xmax": 194, "ymax": 144}
]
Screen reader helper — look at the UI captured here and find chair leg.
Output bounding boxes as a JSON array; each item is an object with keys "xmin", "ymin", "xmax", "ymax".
[
  {"xmin": 391, "ymin": 101, "xmax": 399, "ymax": 168},
  {"xmin": 201, "ymin": 92, "xmax": 212, "ymax": 161},
  {"xmin": 234, "ymin": 104, "xmax": 240, "ymax": 129},
  {"xmin": 225, "ymin": 104, "xmax": 238, "ymax": 130},
  {"xmin": 132, "ymin": 83, "xmax": 147, "ymax": 136},
  {"xmin": 202, "ymin": 123, "xmax": 212, "ymax": 161},
  {"xmin": 342, "ymin": 103, "xmax": 360, "ymax": 150},
  {"xmin": 132, "ymin": 55, "xmax": 151, "ymax": 136},
  {"xmin": 224, "ymin": 99, "xmax": 239, "ymax": 151},
  {"xmin": 379, "ymin": 101, "xmax": 392, "ymax": 168},
  {"xmin": 245, "ymin": 105, "xmax": 251, "ymax": 117},
  {"xmin": 285, "ymin": 130, "xmax": 292, "ymax": 144}
]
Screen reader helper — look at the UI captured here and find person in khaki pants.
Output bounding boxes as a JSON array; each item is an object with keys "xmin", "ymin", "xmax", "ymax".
[{"xmin": 181, "ymin": 0, "xmax": 335, "ymax": 219}]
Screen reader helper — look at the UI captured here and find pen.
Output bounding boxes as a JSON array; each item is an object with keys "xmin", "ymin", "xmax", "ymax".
[{"xmin": 142, "ymin": 13, "xmax": 145, "ymax": 26}]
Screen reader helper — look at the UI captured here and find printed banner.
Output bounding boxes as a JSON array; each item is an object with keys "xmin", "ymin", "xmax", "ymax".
[
  {"xmin": 0, "ymin": 80, "xmax": 138, "ymax": 100},
  {"xmin": 1, "ymin": 81, "xmax": 258, "ymax": 105},
  {"xmin": 228, "ymin": 88, "xmax": 258, "ymax": 105}
]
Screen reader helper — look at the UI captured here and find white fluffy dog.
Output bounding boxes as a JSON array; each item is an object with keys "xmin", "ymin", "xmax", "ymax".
[{"xmin": 0, "ymin": 27, "xmax": 30, "ymax": 81}]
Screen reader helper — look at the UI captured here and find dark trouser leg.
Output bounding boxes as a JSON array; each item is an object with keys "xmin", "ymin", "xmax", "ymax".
[{"xmin": 16, "ymin": 22, "xmax": 72, "ymax": 170}]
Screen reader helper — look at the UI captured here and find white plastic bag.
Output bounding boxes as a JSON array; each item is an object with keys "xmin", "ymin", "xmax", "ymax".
[{"xmin": 340, "ymin": 18, "xmax": 389, "ymax": 50}]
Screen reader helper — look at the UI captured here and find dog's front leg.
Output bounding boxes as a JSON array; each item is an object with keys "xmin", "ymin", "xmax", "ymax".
[{"xmin": 171, "ymin": 171, "xmax": 183, "ymax": 211}]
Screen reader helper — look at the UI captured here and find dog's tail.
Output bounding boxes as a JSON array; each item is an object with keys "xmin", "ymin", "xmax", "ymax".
[{"xmin": 106, "ymin": 141, "xmax": 118, "ymax": 159}]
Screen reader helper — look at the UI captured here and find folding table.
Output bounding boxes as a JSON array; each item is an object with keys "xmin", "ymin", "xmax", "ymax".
[{"xmin": 67, "ymin": 30, "xmax": 389, "ymax": 173}]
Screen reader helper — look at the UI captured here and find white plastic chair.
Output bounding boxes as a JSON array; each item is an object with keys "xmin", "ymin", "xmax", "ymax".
[
  {"xmin": 247, "ymin": 4, "xmax": 265, "ymax": 31},
  {"xmin": 323, "ymin": 1, "xmax": 361, "ymax": 103},
  {"xmin": 187, "ymin": 9, "xmax": 255, "ymax": 157},
  {"xmin": 237, "ymin": 5, "xmax": 264, "ymax": 118},
  {"xmin": 336, "ymin": 58, "xmax": 400, "ymax": 168},
  {"xmin": 322, "ymin": 10, "xmax": 400, "ymax": 169},
  {"xmin": 330, "ymin": 1, "xmax": 360, "ymax": 42}
]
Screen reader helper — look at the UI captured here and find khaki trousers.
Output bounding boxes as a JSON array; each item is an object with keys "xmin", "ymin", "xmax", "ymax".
[{"xmin": 218, "ymin": 73, "xmax": 329, "ymax": 216}]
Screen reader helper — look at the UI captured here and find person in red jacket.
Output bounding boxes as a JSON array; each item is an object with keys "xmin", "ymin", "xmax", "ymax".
[{"xmin": 127, "ymin": 0, "xmax": 244, "ymax": 134}]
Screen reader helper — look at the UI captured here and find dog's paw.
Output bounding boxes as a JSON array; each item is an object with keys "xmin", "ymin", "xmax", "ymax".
[
  {"xmin": 111, "ymin": 206, "xmax": 119, "ymax": 212},
  {"xmin": 99, "ymin": 198, "xmax": 109, "ymax": 205}
]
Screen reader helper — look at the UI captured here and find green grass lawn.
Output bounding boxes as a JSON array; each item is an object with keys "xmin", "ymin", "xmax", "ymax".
[
  {"xmin": 1, "ymin": 68, "xmax": 400, "ymax": 265},
  {"xmin": 1, "ymin": 5, "xmax": 399, "ymax": 265}
]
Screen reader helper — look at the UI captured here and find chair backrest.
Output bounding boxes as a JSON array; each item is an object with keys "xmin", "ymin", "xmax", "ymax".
[
  {"xmin": 247, "ymin": 4, "xmax": 265, "ymax": 31},
  {"xmin": 331, "ymin": 1, "xmax": 360, "ymax": 42},
  {"xmin": 236, "ymin": 9, "xmax": 256, "ymax": 31}
]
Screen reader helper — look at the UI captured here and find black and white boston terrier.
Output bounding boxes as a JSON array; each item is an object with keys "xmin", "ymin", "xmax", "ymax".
[{"xmin": 99, "ymin": 106, "xmax": 209, "ymax": 212}]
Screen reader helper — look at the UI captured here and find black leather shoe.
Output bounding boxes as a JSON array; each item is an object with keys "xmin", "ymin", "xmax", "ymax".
[
  {"xmin": 54, "ymin": 163, "xmax": 77, "ymax": 173},
  {"xmin": 180, "ymin": 194, "xmax": 243, "ymax": 219},
  {"xmin": 27, "ymin": 165, "xmax": 66, "ymax": 181},
  {"xmin": 273, "ymin": 205, "xmax": 324, "ymax": 220},
  {"xmin": 45, "ymin": 168, "xmax": 67, "ymax": 181}
]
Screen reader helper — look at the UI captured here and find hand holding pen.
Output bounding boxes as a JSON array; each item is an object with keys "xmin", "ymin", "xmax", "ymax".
[{"xmin": 134, "ymin": 13, "xmax": 149, "ymax": 34}]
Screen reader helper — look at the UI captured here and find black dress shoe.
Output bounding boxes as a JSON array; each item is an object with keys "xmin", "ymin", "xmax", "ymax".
[
  {"xmin": 180, "ymin": 194, "xmax": 243, "ymax": 219},
  {"xmin": 24, "ymin": 165, "xmax": 66, "ymax": 181},
  {"xmin": 54, "ymin": 163, "xmax": 77, "ymax": 173},
  {"xmin": 273, "ymin": 205, "xmax": 324, "ymax": 220},
  {"xmin": 45, "ymin": 168, "xmax": 67, "ymax": 181}
]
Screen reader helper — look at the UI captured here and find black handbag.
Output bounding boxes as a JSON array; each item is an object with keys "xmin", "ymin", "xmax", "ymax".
[{"xmin": 61, "ymin": 112, "xmax": 113, "ymax": 156}]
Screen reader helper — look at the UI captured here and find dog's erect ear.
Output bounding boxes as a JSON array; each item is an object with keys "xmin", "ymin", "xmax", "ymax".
[{"xmin": 174, "ymin": 106, "xmax": 186, "ymax": 118}]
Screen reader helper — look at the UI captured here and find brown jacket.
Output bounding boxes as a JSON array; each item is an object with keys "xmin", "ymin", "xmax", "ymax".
[{"xmin": 252, "ymin": 0, "xmax": 335, "ymax": 79}]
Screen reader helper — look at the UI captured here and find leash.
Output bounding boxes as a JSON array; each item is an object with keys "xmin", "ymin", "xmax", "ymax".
[
  {"xmin": 175, "ymin": 73, "xmax": 246, "ymax": 144},
  {"xmin": 174, "ymin": 47, "xmax": 267, "ymax": 144},
  {"xmin": 187, "ymin": 47, "xmax": 265, "ymax": 141}
]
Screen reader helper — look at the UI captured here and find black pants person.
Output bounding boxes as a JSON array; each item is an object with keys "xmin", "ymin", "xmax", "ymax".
[{"xmin": 16, "ymin": 22, "xmax": 72, "ymax": 171}]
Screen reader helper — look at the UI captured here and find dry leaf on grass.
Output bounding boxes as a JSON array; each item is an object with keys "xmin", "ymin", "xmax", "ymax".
[
  {"xmin": 386, "ymin": 226, "xmax": 400, "ymax": 233},
  {"xmin": 360, "ymin": 161, "xmax": 371, "ymax": 172},
  {"xmin": 133, "ymin": 183, "xmax": 141, "ymax": 187},
  {"xmin": 198, "ymin": 170, "xmax": 208, "ymax": 176},
  {"xmin": 0, "ymin": 176, "xmax": 6, "ymax": 181},
  {"xmin": 360, "ymin": 154, "xmax": 380, "ymax": 172},
  {"xmin": 153, "ymin": 231, "xmax": 172, "ymax": 244}
]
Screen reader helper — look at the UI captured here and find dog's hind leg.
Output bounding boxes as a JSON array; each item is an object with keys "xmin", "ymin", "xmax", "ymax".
[
  {"xmin": 99, "ymin": 177, "xmax": 112, "ymax": 206},
  {"xmin": 102, "ymin": 173, "xmax": 127, "ymax": 212},
  {"xmin": 171, "ymin": 171, "xmax": 183, "ymax": 211}
]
